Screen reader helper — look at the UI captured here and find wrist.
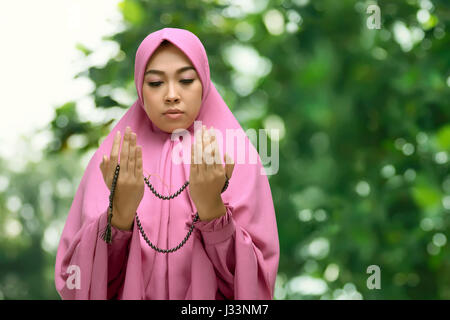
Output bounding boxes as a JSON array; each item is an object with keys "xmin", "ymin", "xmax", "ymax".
[
  {"xmin": 111, "ymin": 210, "xmax": 134, "ymax": 231},
  {"xmin": 197, "ymin": 197, "xmax": 226, "ymax": 222}
]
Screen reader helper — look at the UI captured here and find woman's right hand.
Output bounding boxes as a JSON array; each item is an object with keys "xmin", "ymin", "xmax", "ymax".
[{"xmin": 99, "ymin": 126, "xmax": 144, "ymax": 230}]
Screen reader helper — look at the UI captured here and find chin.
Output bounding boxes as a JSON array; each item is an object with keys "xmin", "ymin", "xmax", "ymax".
[{"xmin": 165, "ymin": 124, "xmax": 187, "ymax": 133}]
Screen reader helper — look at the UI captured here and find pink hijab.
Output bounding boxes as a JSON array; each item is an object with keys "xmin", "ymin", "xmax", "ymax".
[{"xmin": 55, "ymin": 27, "xmax": 279, "ymax": 299}]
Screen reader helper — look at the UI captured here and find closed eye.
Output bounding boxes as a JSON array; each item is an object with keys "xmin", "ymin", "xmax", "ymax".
[{"xmin": 148, "ymin": 79, "xmax": 194, "ymax": 87}]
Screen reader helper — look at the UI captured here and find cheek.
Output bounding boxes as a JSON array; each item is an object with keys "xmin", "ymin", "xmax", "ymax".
[
  {"xmin": 142, "ymin": 92, "xmax": 158, "ymax": 121},
  {"xmin": 143, "ymin": 88, "xmax": 158, "ymax": 108},
  {"xmin": 142, "ymin": 87, "xmax": 154, "ymax": 101},
  {"xmin": 188, "ymin": 83, "xmax": 203, "ymax": 105}
]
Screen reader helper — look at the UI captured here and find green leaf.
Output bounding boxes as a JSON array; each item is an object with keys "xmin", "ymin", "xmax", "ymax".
[
  {"xmin": 118, "ymin": 0, "xmax": 144, "ymax": 25},
  {"xmin": 75, "ymin": 43, "xmax": 92, "ymax": 56},
  {"xmin": 436, "ymin": 125, "xmax": 450, "ymax": 151},
  {"xmin": 412, "ymin": 185, "xmax": 441, "ymax": 211}
]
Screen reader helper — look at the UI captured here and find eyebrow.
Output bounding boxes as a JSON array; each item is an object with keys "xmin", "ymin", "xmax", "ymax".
[{"xmin": 144, "ymin": 66, "xmax": 196, "ymax": 76}]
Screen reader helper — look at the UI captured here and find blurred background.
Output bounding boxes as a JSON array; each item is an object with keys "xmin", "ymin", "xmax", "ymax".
[{"xmin": 0, "ymin": 0, "xmax": 449, "ymax": 299}]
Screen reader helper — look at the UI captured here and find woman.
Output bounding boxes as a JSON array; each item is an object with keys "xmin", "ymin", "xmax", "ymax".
[{"xmin": 54, "ymin": 27, "xmax": 279, "ymax": 300}]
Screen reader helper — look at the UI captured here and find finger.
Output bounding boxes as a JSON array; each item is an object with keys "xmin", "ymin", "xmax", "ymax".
[
  {"xmin": 103, "ymin": 155, "xmax": 110, "ymax": 177},
  {"xmin": 210, "ymin": 127, "xmax": 222, "ymax": 171},
  {"xmin": 128, "ymin": 132, "xmax": 136, "ymax": 174},
  {"xmin": 207, "ymin": 128, "xmax": 219, "ymax": 169},
  {"xmin": 100, "ymin": 154, "xmax": 110, "ymax": 187},
  {"xmin": 202, "ymin": 125, "xmax": 209, "ymax": 171},
  {"xmin": 99, "ymin": 154, "xmax": 105, "ymax": 175},
  {"xmin": 100, "ymin": 154, "xmax": 108, "ymax": 167},
  {"xmin": 209, "ymin": 132, "xmax": 215, "ymax": 166},
  {"xmin": 110, "ymin": 131, "xmax": 121, "ymax": 172},
  {"xmin": 196, "ymin": 125, "xmax": 205, "ymax": 173},
  {"xmin": 203, "ymin": 127, "xmax": 212, "ymax": 166},
  {"xmin": 120, "ymin": 126, "xmax": 131, "ymax": 173},
  {"xmin": 135, "ymin": 145, "xmax": 143, "ymax": 178},
  {"xmin": 190, "ymin": 142, "xmax": 198, "ymax": 174},
  {"xmin": 100, "ymin": 154, "xmax": 105, "ymax": 168},
  {"xmin": 224, "ymin": 153, "xmax": 235, "ymax": 179}
]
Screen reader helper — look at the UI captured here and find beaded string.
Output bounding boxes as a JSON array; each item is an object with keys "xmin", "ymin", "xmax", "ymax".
[{"xmin": 100, "ymin": 164, "xmax": 230, "ymax": 254}]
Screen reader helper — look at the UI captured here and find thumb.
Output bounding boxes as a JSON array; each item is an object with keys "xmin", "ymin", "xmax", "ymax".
[
  {"xmin": 224, "ymin": 153, "xmax": 235, "ymax": 179},
  {"xmin": 100, "ymin": 155, "xmax": 108, "ymax": 175}
]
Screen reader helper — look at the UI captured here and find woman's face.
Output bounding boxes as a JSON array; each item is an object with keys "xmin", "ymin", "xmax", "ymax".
[{"xmin": 142, "ymin": 43, "xmax": 203, "ymax": 133}]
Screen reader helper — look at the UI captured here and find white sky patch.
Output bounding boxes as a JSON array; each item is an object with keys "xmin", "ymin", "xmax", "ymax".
[
  {"xmin": 0, "ymin": 0, "xmax": 123, "ymax": 160},
  {"xmin": 263, "ymin": 9, "xmax": 285, "ymax": 35},
  {"xmin": 288, "ymin": 275, "xmax": 328, "ymax": 296},
  {"xmin": 324, "ymin": 263, "xmax": 339, "ymax": 282},
  {"xmin": 356, "ymin": 180, "xmax": 371, "ymax": 197},
  {"xmin": 223, "ymin": 43, "xmax": 272, "ymax": 96},
  {"xmin": 263, "ymin": 114, "xmax": 285, "ymax": 141},
  {"xmin": 392, "ymin": 21, "xmax": 424, "ymax": 52}
]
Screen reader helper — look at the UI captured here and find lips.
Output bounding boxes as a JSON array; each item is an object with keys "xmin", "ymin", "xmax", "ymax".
[
  {"xmin": 165, "ymin": 113, "xmax": 183, "ymax": 120},
  {"xmin": 164, "ymin": 109, "xmax": 184, "ymax": 114}
]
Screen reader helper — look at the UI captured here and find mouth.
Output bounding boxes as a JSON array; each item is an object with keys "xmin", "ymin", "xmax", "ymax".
[
  {"xmin": 163, "ymin": 108, "xmax": 184, "ymax": 115},
  {"xmin": 164, "ymin": 112, "xmax": 184, "ymax": 120},
  {"xmin": 163, "ymin": 108, "xmax": 184, "ymax": 120}
]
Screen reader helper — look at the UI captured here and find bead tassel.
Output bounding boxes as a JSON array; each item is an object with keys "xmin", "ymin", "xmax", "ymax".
[
  {"xmin": 100, "ymin": 208, "xmax": 113, "ymax": 244},
  {"xmin": 99, "ymin": 164, "xmax": 120, "ymax": 244}
]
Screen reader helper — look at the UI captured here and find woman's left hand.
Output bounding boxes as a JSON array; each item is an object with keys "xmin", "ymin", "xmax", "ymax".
[{"xmin": 189, "ymin": 125, "xmax": 235, "ymax": 222}]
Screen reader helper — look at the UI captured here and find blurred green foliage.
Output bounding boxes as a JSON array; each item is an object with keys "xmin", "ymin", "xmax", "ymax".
[{"xmin": 0, "ymin": 0, "xmax": 449, "ymax": 299}]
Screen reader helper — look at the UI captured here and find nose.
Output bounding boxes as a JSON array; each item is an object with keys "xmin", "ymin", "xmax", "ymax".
[{"xmin": 165, "ymin": 81, "xmax": 180, "ymax": 104}]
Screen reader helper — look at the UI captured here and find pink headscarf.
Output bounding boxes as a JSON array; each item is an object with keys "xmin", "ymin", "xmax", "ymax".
[{"xmin": 55, "ymin": 27, "xmax": 279, "ymax": 299}]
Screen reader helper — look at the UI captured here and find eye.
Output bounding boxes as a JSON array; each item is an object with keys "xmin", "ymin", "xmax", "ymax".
[
  {"xmin": 180, "ymin": 79, "xmax": 194, "ymax": 84},
  {"xmin": 147, "ymin": 79, "xmax": 194, "ymax": 88},
  {"xmin": 148, "ymin": 81, "xmax": 162, "ymax": 87}
]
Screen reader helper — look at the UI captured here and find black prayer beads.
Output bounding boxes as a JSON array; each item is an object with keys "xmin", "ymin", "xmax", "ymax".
[{"xmin": 101, "ymin": 164, "xmax": 230, "ymax": 253}]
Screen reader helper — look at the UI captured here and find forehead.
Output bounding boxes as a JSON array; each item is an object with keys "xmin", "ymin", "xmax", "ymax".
[{"xmin": 146, "ymin": 43, "xmax": 193, "ymax": 68}]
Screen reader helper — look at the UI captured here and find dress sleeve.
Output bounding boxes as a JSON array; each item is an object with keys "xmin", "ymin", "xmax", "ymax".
[
  {"xmin": 191, "ymin": 201, "xmax": 273, "ymax": 300},
  {"xmin": 107, "ymin": 222, "xmax": 133, "ymax": 299},
  {"xmin": 55, "ymin": 207, "xmax": 132, "ymax": 299}
]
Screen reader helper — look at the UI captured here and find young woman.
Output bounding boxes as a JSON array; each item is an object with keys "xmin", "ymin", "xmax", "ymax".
[{"xmin": 55, "ymin": 27, "xmax": 279, "ymax": 300}]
